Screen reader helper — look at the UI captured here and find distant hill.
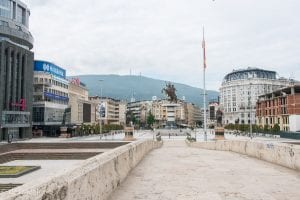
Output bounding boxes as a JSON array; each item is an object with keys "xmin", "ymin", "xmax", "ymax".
[{"xmin": 69, "ymin": 75, "xmax": 219, "ymax": 107}]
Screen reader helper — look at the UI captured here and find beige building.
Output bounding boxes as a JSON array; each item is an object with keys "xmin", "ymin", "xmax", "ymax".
[
  {"xmin": 185, "ymin": 103, "xmax": 202, "ymax": 127},
  {"xmin": 126, "ymin": 99, "xmax": 201, "ymax": 128},
  {"xmin": 68, "ymin": 78, "xmax": 97, "ymax": 125},
  {"xmin": 151, "ymin": 100, "xmax": 186, "ymax": 128},
  {"xmin": 127, "ymin": 100, "xmax": 153, "ymax": 126},
  {"xmin": 89, "ymin": 96, "xmax": 126, "ymax": 126}
]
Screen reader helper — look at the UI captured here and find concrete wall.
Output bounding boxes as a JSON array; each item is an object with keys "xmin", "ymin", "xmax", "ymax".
[
  {"xmin": 187, "ymin": 140, "xmax": 300, "ymax": 171},
  {"xmin": 289, "ymin": 115, "xmax": 300, "ymax": 132},
  {"xmin": 0, "ymin": 139, "xmax": 162, "ymax": 200}
]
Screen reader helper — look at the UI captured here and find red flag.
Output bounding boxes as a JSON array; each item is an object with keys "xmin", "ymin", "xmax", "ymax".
[{"xmin": 202, "ymin": 28, "xmax": 207, "ymax": 69}]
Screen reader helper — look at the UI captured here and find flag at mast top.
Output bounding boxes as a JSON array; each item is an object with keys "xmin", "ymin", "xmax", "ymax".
[{"xmin": 202, "ymin": 27, "xmax": 207, "ymax": 69}]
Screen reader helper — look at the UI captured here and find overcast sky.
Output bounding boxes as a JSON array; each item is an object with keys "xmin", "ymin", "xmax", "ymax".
[{"xmin": 23, "ymin": 0, "xmax": 300, "ymax": 91}]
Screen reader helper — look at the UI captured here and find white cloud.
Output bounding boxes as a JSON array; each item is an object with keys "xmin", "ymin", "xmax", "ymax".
[{"xmin": 23, "ymin": 0, "xmax": 300, "ymax": 90}]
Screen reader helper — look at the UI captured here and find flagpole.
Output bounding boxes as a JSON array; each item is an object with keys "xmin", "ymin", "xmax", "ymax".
[{"xmin": 203, "ymin": 27, "xmax": 207, "ymax": 141}]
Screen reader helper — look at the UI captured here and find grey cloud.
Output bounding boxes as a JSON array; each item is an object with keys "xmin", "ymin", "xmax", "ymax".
[{"xmin": 23, "ymin": 0, "xmax": 300, "ymax": 90}]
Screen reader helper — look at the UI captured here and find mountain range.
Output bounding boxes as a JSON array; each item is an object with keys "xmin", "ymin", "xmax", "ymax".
[{"xmin": 69, "ymin": 75, "xmax": 219, "ymax": 107}]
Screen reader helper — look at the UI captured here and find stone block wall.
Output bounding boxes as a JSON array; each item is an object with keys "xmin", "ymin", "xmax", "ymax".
[
  {"xmin": 188, "ymin": 140, "xmax": 300, "ymax": 172},
  {"xmin": 0, "ymin": 139, "xmax": 162, "ymax": 200}
]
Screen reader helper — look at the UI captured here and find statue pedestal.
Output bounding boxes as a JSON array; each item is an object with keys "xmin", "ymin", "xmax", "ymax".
[
  {"xmin": 214, "ymin": 127, "xmax": 225, "ymax": 140},
  {"xmin": 59, "ymin": 127, "xmax": 71, "ymax": 138},
  {"xmin": 123, "ymin": 127, "xmax": 136, "ymax": 141}
]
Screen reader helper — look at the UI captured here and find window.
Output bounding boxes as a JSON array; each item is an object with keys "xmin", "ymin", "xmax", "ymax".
[
  {"xmin": 0, "ymin": 0, "xmax": 11, "ymax": 19},
  {"xmin": 0, "ymin": 20, "xmax": 8, "ymax": 26},
  {"xmin": 16, "ymin": 5, "xmax": 26, "ymax": 25}
]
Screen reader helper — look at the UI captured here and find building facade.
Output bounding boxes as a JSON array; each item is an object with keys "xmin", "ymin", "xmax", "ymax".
[
  {"xmin": 220, "ymin": 67, "xmax": 293, "ymax": 125},
  {"xmin": 127, "ymin": 100, "xmax": 153, "ymax": 126},
  {"xmin": 0, "ymin": 0, "xmax": 34, "ymax": 141},
  {"xmin": 184, "ymin": 102, "xmax": 201, "ymax": 127},
  {"xmin": 256, "ymin": 85, "xmax": 300, "ymax": 132},
  {"xmin": 208, "ymin": 100, "xmax": 219, "ymax": 127},
  {"xmin": 89, "ymin": 96, "xmax": 126, "ymax": 126},
  {"xmin": 151, "ymin": 99, "xmax": 184, "ymax": 128},
  {"xmin": 32, "ymin": 60, "xmax": 69, "ymax": 137},
  {"xmin": 68, "ymin": 78, "xmax": 96, "ymax": 125}
]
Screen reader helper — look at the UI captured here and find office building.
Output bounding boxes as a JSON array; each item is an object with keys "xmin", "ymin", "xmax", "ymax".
[
  {"xmin": 0, "ymin": 0, "xmax": 34, "ymax": 141},
  {"xmin": 32, "ymin": 60, "xmax": 69, "ymax": 137}
]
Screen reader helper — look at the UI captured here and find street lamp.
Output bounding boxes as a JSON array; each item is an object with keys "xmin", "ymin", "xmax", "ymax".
[
  {"xmin": 249, "ymin": 82, "xmax": 253, "ymax": 139},
  {"xmin": 99, "ymin": 80, "xmax": 104, "ymax": 139}
]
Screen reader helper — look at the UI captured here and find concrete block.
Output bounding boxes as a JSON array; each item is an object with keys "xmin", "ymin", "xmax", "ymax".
[
  {"xmin": 0, "ymin": 140, "xmax": 162, "ymax": 200},
  {"xmin": 190, "ymin": 140, "xmax": 300, "ymax": 172}
]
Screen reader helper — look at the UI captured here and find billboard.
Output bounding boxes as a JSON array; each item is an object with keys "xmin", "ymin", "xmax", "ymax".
[
  {"xmin": 34, "ymin": 60, "xmax": 66, "ymax": 79},
  {"xmin": 83, "ymin": 103, "xmax": 91, "ymax": 123},
  {"xmin": 97, "ymin": 102, "xmax": 106, "ymax": 118}
]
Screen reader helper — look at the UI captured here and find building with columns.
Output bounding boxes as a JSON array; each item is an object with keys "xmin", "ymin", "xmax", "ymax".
[
  {"xmin": 0, "ymin": 0, "xmax": 34, "ymax": 141},
  {"xmin": 220, "ymin": 67, "xmax": 293, "ymax": 126}
]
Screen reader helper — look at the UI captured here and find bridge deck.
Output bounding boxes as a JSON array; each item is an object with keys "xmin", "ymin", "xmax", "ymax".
[{"xmin": 109, "ymin": 140, "xmax": 300, "ymax": 200}]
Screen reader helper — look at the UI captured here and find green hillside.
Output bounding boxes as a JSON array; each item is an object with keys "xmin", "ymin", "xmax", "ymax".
[{"xmin": 70, "ymin": 75, "xmax": 219, "ymax": 107}]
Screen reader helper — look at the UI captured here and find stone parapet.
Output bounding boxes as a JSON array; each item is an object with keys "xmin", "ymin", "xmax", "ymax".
[
  {"xmin": 0, "ymin": 139, "xmax": 162, "ymax": 200},
  {"xmin": 187, "ymin": 140, "xmax": 300, "ymax": 171}
]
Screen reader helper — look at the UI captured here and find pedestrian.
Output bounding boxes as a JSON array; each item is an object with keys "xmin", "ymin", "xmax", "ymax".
[{"xmin": 169, "ymin": 133, "xmax": 171, "ymax": 139}]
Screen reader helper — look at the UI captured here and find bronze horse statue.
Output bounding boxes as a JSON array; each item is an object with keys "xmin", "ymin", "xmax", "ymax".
[{"xmin": 162, "ymin": 82, "xmax": 178, "ymax": 102}]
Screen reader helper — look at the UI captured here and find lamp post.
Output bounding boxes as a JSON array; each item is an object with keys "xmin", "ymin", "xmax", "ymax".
[
  {"xmin": 249, "ymin": 82, "xmax": 253, "ymax": 139},
  {"xmin": 99, "ymin": 80, "xmax": 103, "ymax": 139}
]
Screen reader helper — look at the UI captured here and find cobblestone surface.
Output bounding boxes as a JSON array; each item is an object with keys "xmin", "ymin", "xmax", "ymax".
[{"xmin": 109, "ymin": 140, "xmax": 300, "ymax": 200}]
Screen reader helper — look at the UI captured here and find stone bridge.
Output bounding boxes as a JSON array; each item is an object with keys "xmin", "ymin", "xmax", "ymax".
[
  {"xmin": 109, "ymin": 140, "xmax": 300, "ymax": 200},
  {"xmin": 1, "ymin": 138, "xmax": 300, "ymax": 200}
]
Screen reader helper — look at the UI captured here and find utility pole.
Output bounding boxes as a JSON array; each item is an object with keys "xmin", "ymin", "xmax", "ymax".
[
  {"xmin": 202, "ymin": 27, "xmax": 207, "ymax": 141},
  {"xmin": 249, "ymin": 82, "xmax": 253, "ymax": 139},
  {"xmin": 99, "ymin": 80, "xmax": 103, "ymax": 139}
]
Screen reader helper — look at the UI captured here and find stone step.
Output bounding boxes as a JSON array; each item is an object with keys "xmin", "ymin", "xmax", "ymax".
[
  {"xmin": 0, "ymin": 152, "xmax": 100, "ymax": 164},
  {"xmin": 0, "ymin": 184, "xmax": 22, "ymax": 193}
]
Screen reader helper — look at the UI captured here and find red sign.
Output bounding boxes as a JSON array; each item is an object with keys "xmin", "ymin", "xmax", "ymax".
[
  {"xmin": 70, "ymin": 78, "xmax": 80, "ymax": 86},
  {"xmin": 11, "ymin": 99, "xmax": 26, "ymax": 111}
]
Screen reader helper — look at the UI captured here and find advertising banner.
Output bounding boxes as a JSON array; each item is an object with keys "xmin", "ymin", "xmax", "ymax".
[
  {"xmin": 98, "ymin": 102, "xmax": 106, "ymax": 118},
  {"xmin": 34, "ymin": 60, "xmax": 66, "ymax": 79}
]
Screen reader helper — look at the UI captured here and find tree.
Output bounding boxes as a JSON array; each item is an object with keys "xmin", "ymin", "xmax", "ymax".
[
  {"xmin": 263, "ymin": 124, "xmax": 269, "ymax": 133},
  {"xmin": 126, "ymin": 110, "xmax": 137, "ymax": 126},
  {"xmin": 147, "ymin": 112, "xmax": 155, "ymax": 129},
  {"xmin": 272, "ymin": 123, "xmax": 280, "ymax": 133}
]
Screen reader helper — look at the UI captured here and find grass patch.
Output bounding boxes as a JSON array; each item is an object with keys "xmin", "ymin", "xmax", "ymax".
[
  {"xmin": 0, "ymin": 166, "xmax": 33, "ymax": 175},
  {"xmin": 0, "ymin": 166, "xmax": 41, "ymax": 177}
]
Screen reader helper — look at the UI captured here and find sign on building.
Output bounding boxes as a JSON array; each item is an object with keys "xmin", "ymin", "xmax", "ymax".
[
  {"xmin": 34, "ymin": 61, "xmax": 66, "ymax": 79},
  {"xmin": 1, "ymin": 111, "xmax": 30, "ymax": 128}
]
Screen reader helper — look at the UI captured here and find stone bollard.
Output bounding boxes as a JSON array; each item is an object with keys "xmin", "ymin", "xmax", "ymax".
[{"xmin": 214, "ymin": 127, "xmax": 225, "ymax": 140}]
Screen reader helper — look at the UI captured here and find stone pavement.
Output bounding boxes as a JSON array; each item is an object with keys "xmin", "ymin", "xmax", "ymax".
[{"xmin": 109, "ymin": 140, "xmax": 300, "ymax": 200}]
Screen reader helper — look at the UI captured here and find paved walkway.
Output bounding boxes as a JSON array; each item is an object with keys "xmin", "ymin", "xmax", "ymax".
[{"xmin": 109, "ymin": 140, "xmax": 300, "ymax": 200}]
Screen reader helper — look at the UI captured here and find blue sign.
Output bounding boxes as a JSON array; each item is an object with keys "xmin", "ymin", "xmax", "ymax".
[
  {"xmin": 34, "ymin": 60, "xmax": 66, "ymax": 79},
  {"xmin": 44, "ymin": 92, "xmax": 69, "ymax": 102}
]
